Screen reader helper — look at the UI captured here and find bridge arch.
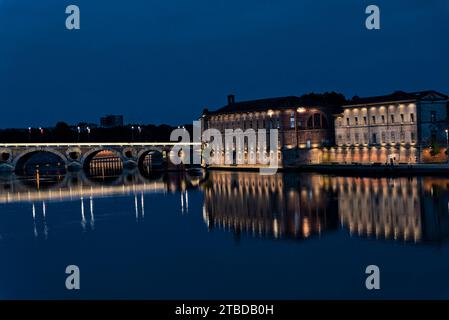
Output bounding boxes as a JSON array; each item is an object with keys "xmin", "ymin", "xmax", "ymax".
[
  {"xmin": 13, "ymin": 148, "xmax": 68, "ymax": 175},
  {"xmin": 136, "ymin": 147, "xmax": 166, "ymax": 173},
  {"xmin": 81, "ymin": 147, "xmax": 124, "ymax": 175}
]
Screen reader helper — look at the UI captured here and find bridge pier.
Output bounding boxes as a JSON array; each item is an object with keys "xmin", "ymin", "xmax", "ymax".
[{"xmin": 0, "ymin": 163, "xmax": 14, "ymax": 174}]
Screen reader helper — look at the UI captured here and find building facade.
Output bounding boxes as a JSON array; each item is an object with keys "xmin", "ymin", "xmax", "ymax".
[
  {"xmin": 332, "ymin": 90, "xmax": 449, "ymax": 164},
  {"xmin": 200, "ymin": 93, "xmax": 343, "ymax": 167},
  {"xmin": 100, "ymin": 115, "xmax": 124, "ymax": 128}
]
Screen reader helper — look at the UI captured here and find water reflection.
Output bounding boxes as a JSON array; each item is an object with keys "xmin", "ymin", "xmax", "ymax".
[
  {"xmin": 202, "ymin": 172, "xmax": 449, "ymax": 244},
  {"xmin": 202, "ymin": 172, "xmax": 339, "ymax": 240},
  {"xmin": 0, "ymin": 169, "xmax": 201, "ymax": 239},
  {"xmin": 1, "ymin": 169, "xmax": 449, "ymax": 245}
]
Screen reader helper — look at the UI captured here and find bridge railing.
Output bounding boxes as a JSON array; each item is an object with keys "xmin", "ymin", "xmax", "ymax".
[{"xmin": 0, "ymin": 142, "xmax": 201, "ymax": 147}]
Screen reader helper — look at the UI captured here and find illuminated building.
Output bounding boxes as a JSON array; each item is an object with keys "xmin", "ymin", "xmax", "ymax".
[
  {"xmin": 333, "ymin": 90, "xmax": 449, "ymax": 164},
  {"xmin": 200, "ymin": 94, "xmax": 342, "ymax": 167}
]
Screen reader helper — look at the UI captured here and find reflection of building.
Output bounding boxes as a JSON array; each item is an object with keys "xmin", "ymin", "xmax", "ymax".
[
  {"xmin": 202, "ymin": 171, "xmax": 339, "ymax": 239},
  {"xmin": 337, "ymin": 176, "xmax": 422, "ymax": 242},
  {"xmin": 202, "ymin": 172, "xmax": 449, "ymax": 244},
  {"xmin": 100, "ymin": 115, "xmax": 124, "ymax": 128},
  {"xmin": 420, "ymin": 178, "xmax": 449, "ymax": 243},
  {"xmin": 337, "ymin": 176, "xmax": 449, "ymax": 243},
  {"xmin": 200, "ymin": 94, "xmax": 342, "ymax": 167},
  {"xmin": 333, "ymin": 91, "xmax": 449, "ymax": 164}
]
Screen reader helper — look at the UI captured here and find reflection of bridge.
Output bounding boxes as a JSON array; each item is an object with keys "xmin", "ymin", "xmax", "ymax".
[
  {"xmin": 0, "ymin": 170, "xmax": 198, "ymax": 239},
  {"xmin": 0, "ymin": 142, "xmax": 201, "ymax": 172},
  {"xmin": 0, "ymin": 169, "xmax": 202, "ymax": 204}
]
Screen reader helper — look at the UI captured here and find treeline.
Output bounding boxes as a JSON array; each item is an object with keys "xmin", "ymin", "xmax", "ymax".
[{"xmin": 0, "ymin": 122, "xmax": 180, "ymax": 143}]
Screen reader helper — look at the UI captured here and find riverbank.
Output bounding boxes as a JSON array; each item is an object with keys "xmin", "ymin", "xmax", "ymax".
[
  {"xmin": 289, "ymin": 163, "xmax": 449, "ymax": 176},
  {"xmin": 207, "ymin": 163, "xmax": 449, "ymax": 176}
]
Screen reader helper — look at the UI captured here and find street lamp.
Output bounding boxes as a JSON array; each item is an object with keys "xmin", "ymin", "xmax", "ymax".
[
  {"xmin": 77, "ymin": 126, "xmax": 81, "ymax": 142},
  {"xmin": 87, "ymin": 126, "xmax": 91, "ymax": 142},
  {"xmin": 137, "ymin": 126, "xmax": 142, "ymax": 141},
  {"xmin": 131, "ymin": 126, "xmax": 135, "ymax": 142},
  {"xmin": 39, "ymin": 127, "xmax": 44, "ymax": 142},
  {"xmin": 28, "ymin": 127, "xmax": 32, "ymax": 142}
]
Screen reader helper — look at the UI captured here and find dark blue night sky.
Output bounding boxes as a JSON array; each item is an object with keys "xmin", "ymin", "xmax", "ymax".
[{"xmin": 0, "ymin": 0, "xmax": 448, "ymax": 128}]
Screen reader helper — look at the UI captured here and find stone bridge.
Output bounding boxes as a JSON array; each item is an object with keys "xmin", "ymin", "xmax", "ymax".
[{"xmin": 0, "ymin": 142, "xmax": 200, "ymax": 173}]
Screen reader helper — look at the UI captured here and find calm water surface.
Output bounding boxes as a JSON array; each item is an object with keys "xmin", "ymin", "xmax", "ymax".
[{"xmin": 1, "ymin": 169, "xmax": 449, "ymax": 299}]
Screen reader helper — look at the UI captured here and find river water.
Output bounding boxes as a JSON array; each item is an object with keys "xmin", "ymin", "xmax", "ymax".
[{"xmin": 1, "ymin": 169, "xmax": 449, "ymax": 299}]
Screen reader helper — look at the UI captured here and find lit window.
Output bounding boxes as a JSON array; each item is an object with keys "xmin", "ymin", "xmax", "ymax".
[{"xmin": 290, "ymin": 112, "xmax": 295, "ymax": 128}]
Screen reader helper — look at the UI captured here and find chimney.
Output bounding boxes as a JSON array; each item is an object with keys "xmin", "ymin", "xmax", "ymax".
[{"xmin": 227, "ymin": 94, "xmax": 235, "ymax": 105}]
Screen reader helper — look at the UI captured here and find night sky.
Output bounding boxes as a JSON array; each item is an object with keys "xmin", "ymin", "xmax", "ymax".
[{"xmin": 0, "ymin": 0, "xmax": 448, "ymax": 128}]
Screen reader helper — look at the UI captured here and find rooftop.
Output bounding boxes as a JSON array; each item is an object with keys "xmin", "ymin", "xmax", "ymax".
[
  {"xmin": 204, "ymin": 92, "xmax": 346, "ymax": 116},
  {"xmin": 344, "ymin": 90, "xmax": 448, "ymax": 107}
]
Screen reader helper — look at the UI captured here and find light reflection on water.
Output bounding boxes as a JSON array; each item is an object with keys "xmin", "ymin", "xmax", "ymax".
[{"xmin": 1, "ymin": 169, "xmax": 449, "ymax": 299}]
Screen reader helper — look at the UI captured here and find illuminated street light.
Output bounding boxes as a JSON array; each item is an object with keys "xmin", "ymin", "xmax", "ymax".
[
  {"xmin": 87, "ymin": 126, "xmax": 91, "ymax": 142},
  {"xmin": 137, "ymin": 126, "xmax": 142, "ymax": 141}
]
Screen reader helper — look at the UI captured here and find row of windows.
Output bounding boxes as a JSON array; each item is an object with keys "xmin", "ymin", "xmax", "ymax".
[
  {"xmin": 340, "ymin": 113, "xmax": 415, "ymax": 127},
  {"xmin": 210, "ymin": 118, "xmax": 281, "ymax": 130},
  {"xmin": 338, "ymin": 131, "xmax": 416, "ymax": 145},
  {"xmin": 210, "ymin": 113, "xmax": 330, "ymax": 130}
]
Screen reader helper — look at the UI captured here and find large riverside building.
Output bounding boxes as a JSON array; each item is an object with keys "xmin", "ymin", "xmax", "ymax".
[
  {"xmin": 200, "ymin": 93, "xmax": 344, "ymax": 167},
  {"xmin": 333, "ymin": 90, "xmax": 449, "ymax": 164}
]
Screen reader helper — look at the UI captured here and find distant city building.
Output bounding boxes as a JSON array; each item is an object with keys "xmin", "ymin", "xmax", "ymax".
[
  {"xmin": 333, "ymin": 90, "xmax": 449, "ymax": 164},
  {"xmin": 200, "ymin": 94, "xmax": 342, "ymax": 167},
  {"xmin": 100, "ymin": 115, "xmax": 124, "ymax": 128}
]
